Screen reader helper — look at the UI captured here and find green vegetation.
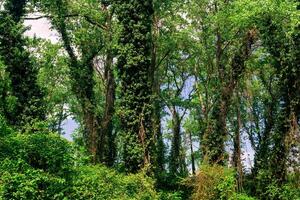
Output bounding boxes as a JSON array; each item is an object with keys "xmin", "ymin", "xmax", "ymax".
[
  {"xmin": 0, "ymin": 0, "xmax": 299, "ymax": 199},
  {"xmin": 0, "ymin": 130, "xmax": 157, "ymax": 199}
]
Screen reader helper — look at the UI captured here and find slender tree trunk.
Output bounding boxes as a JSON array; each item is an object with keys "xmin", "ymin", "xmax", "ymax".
[
  {"xmin": 189, "ymin": 130, "xmax": 196, "ymax": 175},
  {"xmin": 170, "ymin": 106, "xmax": 181, "ymax": 175},
  {"xmin": 253, "ymin": 100, "xmax": 276, "ymax": 176},
  {"xmin": 233, "ymin": 91, "xmax": 243, "ymax": 191},
  {"xmin": 151, "ymin": 14, "xmax": 165, "ymax": 172}
]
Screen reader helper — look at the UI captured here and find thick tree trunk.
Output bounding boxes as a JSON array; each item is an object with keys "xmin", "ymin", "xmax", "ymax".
[
  {"xmin": 259, "ymin": 14, "xmax": 300, "ymax": 184},
  {"xmin": 115, "ymin": 0, "xmax": 154, "ymax": 173},
  {"xmin": 99, "ymin": 48, "xmax": 116, "ymax": 166}
]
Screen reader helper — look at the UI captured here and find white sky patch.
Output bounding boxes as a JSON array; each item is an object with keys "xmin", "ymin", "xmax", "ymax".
[{"xmin": 24, "ymin": 13, "xmax": 59, "ymax": 43}]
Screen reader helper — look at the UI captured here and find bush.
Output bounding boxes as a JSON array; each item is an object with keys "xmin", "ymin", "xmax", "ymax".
[
  {"xmin": 0, "ymin": 133, "xmax": 73, "ymax": 199},
  {"xmin": 158, "ymin": 190, "xmax": 183, "ymax": 200},
  {"xmin": 190, "ymin": 165, "xmax": 258, "ymax": 200},
  {"xmin": 0, "ymin": 132, "xmax": 159, "ymax": 200},
  {"xmin": 69, "ymin": 165, "xmax": 158, "ymax": 200},
  {"xmin": 0, "ymin": 133, "xmax": 73, "ymax": 177},
  {"xmin": 0, "ymin": 115, "xmax": 12, "ymax": 137},
  {"xmin": 0, "ymin": 159, "xmax": 67, "ymax": 200},
  {"xmin": 262, "ymin": 182, "xmax": 300, "ymax": 200},
  {"xmin": 191, "ymin": 165, "xmax": 236, "ymax": 200},
  {"xmin": 229, "ymin": 193, "xmax": 257, "ymax": 200}
]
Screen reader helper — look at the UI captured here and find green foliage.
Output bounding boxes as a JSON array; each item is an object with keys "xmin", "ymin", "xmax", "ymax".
[
  {"xmin": 254, "ymin": 169, "xmax": 300, "ymax": 200},
  {"xmin": 0, "ymin": 115, "xmax": 12, "ymax": 137},
  {"xmin": 190, "ymin": 165, "xmax": 257, "ymax": 200},
  {"xmin": 0, "ymin": 159, "xmax": 67, "ymax": 200},
  {"xmin": 0, "ymin": 3, "xmax": 45, "ymax": 128},
  {"xmin": 0, "ymin": 132, "xmax": 159, "ymax": 199},
  {"xmin": 0, "ymin": 133, "xmax": 71, "ymax": 199},
  {"xmin": 229, "ymin": 193, "xmax": 257, "ymax": 200},
  {"xmin": 36, "ymin": 41, "xmax": 72, "ymax": 134},
  {"xmin": 69, "ymin": 165, "xmax": 158, "ymax": 200},
  {"xmin": 0, "ymin": 133, "xmax": 73, "ymax": 176},
  {"xmin": 158, "ymin": 190, "xmax": 183, "ymax": 200}
]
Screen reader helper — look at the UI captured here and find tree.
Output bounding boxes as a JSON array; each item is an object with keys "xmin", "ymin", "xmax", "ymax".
[
  {"xmin": 35, "ymin": 0, "xmax": 117, "ymax": 164},
  {"xmin": 114, "ymin": 0, "xmax": 154, "ymax": 172},
  {"xmin": 0, "ymin": 0, "xmax": 45, "ymax": 129}
]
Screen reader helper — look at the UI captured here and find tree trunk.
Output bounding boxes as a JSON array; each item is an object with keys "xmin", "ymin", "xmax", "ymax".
[
  {"xmin": 233, "ymin": 92, "xmax": 243, "ymax": 191},
  {"xmin": 115, "ymin": 0, "xmax": 154, "ymax": 173},
  {"xmin": 189, "ymin": 130, "xmax": 196, "ymax": 175},
  {"xmin": 151, "ymin": 14, "xmax": 165, "ymax": 172},
  {"xmin": 170, "ymin": 106, "xmax": 181, "ymax": 175},
  {"xmin": 203, "ymin": 29, "xmax": 256, "ymax": 165},
  {"xmin": 99, "ymin": 46, "xmax": 116, "ymax": 166}
]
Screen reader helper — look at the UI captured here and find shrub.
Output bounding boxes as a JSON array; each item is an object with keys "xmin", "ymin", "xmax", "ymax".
[
  {"xmin": 262, "ymin": 182, "xmax": 300, "ymax": 200},
  {"xmin": 0, "ymin": 159, "xmax": 67, "ymax": 200},
  {"xmin": 69, "ymin": 165, "xmax": 158, "ymax": 200},
  {"xmin": 0, "ymin": 133, "xmax": 159, "ymax": 200},
  {"xmin": 0, "ymin": 133, "xmax": 73, "ymax": 177},
  {"xmin": 0, "ymin": 115, "xmax": 12, "ymax": 137},
  {"xmin": 0, "ymin": 133, "xmax": 73, "ymax": 200},
  {"xmin": 158, "ymin": 191, "xmax": 183, "ymax": 200},
  {"xmin": 191, "ymin": 165, "xmax": 236, "ymax": 200},
  {"xmin": 229, "ymin": 193, "xmax": 257, "ymax": 200}
]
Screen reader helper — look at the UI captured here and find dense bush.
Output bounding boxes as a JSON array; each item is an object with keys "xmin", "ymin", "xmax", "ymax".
[
  {"xmin": 158, "ymin": 190, "xmax": 183, "ymax": 200},
  {"xmin": 0, "ymin": 133, "xmax": 73, "ymax": 177},
  {"xmin": 0, "ymin": 115, "xmax": 12, "ymax": 137},
  {"xmin": 0, "ymin": 159, "xmax": 67, "ymax": 200},
  {"xmin": 69, "ymin": 165, "xmax": 158, "ymax": 200},
  {"xmin": 229, "ymin": 193, "xmax": 257, "ymax": 200},
  {"xmin": 190, "ymin": 165, "xmax": 256, "ymax": 200},
  {"xmin": 191, "ymin": 165, "xmax": 235, "ymax": 200},
  {"xmin": 254, "ymin": 169, "xmax": 300, "ymax": 200},
  {"xmin": 0, "ymin": 133, "xmax": 72, "ymax": 199},
  {"xmin": 0, "ymin": 133, "xmax": 159, "ymax": 200}
]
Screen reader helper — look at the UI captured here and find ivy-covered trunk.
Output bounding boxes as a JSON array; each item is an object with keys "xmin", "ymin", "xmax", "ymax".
[
  {"xmin": 50, "ymin": 1, "xmax": 102, "ymax": 163},
  {"xmin": 115, "ymin": 0, "xmax": 154, "ymax": 173},
  {"xmin": 202, "ymin": 30, "xmax": 256, "ymax": 165},
  {"xmin": 169, "ymin": 106, "xmax": 181, "ymax": 175},
  {"xmin": 259, "ymin": 15, "xmax": 300, "ymax": 185},
  {"xmin": 232, "ymin": 92, "xmax": 243, "ymax": 191}
]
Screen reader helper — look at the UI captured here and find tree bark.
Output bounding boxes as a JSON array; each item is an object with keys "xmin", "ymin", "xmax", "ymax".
[
  {"xmin": 203, "ymin": 29, "xmax": 256, "ymax": 165},
  {"xmin": 233, "ymin": 91, "xmax": 243, "ymax": 191}
]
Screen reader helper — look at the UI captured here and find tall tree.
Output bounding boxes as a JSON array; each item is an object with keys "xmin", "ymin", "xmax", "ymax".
[
  {"xmin": 0, "ymin": 0, "xmax": 45, "ymax": 128},
  {"xmin": 114, "ymin": 0, "xmax": 154, "ymax": 172},
  {"xmin": 36, "ymin": 0, "xmax": 116, "ymax": 164},
  {"xmin": 259, "ymin": 8, "xmax": 300, "ymax": 185}
]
